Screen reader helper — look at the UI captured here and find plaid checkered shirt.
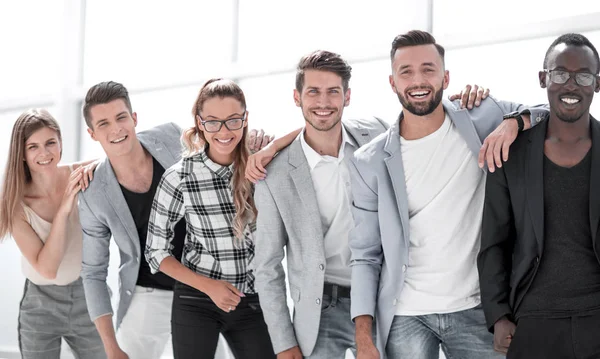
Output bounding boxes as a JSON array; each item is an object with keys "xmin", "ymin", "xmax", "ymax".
[{"xmin": 145, "ymin": 149, "xmax": 256, "ymax": 294}]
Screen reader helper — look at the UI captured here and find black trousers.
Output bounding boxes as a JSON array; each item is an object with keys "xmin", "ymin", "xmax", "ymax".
[
  {"xmin": 171, "ymin": 282, "xmax": 276, "ymax": 359},
  {"xmin": 507, "ymin": 313, "xmax": 600, "ymax": 359}
]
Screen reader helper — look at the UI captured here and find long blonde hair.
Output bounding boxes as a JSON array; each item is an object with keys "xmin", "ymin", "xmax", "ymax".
[
  {"xmin": 0, "ymin": 109, "xmax": 62, "ymax": 240},
  {"xmin": 183, "ymin": 79, "xmax": 256, "ymax": 240}
]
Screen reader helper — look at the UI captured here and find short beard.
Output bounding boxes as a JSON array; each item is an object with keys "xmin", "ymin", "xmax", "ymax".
[
  {"xmin": 301, "ymin": 101, "xmax": 344, "ymax": 132},
  {"xmin": 305, "ymin": 116, "xmax": 342, "ymax": 132},
  {"xmin": 397, "ymin": 84, "xmax": 444, "ymax": 116},
  {"xmin": 555, "ymin": 109, "xmax": 584, "ymax": 123}
]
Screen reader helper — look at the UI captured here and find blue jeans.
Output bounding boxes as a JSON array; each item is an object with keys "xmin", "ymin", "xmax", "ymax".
[
  {"xmin": 306, "ymin": 287, "xmax": 356, "ymax": 359},
  {"xmin": 386, "ymin": 305, "xmax": 502, "ymax": 359}
]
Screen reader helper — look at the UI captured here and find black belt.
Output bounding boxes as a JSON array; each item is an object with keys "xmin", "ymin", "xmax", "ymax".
[{"xmin": 323, "ymin": 283, "xmax": 351, "ymax": 298}]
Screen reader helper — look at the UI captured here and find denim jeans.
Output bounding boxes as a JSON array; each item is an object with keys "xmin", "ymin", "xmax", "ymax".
[
  {"xmin": 306, "ymin": 286, "xmax": 356, "ymax": 359},
  {"xmin": 386, "ymin": 305, "xmax": 502, "ymax": 359}
]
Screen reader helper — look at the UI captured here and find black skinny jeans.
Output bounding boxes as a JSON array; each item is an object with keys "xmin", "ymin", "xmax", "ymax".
[{"xmin": 171, "ymin": 282, "xmax": 276, "ymax": 359}]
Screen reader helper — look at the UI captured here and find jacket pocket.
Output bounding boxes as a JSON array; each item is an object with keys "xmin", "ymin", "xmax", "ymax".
[{"xmin": 290, "ymin": 285, "xmax": 301, "ymax": 302}]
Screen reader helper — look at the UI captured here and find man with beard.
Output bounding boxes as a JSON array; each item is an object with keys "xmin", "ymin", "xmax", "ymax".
[
  {"xmin": 478, "ymin": 33, "xmax": 600, "ymax": 358},
  {"xmin": 252, "ymin": 50, "xmax": 389, "ymax": 359},
  {"xmin": 348, "ymin": 30, "xmax": 549, "ymax": 359}
]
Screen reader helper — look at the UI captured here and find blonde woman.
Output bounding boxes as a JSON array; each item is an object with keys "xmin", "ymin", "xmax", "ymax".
[
  {"xmin": 145, "ymin": 79, "xmax": 276, "ymax": 359},
  {"xmin": 0, "ymin": 109, "xmax": 104, "ymax": 359}
]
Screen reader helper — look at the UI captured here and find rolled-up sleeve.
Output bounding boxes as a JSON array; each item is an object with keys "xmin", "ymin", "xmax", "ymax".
[{"xmin": 145, "ymin": 168, "xmax": 185, "ymax": 273}]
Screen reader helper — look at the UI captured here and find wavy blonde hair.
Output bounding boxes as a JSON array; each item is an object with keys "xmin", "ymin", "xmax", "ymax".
[
  {"xmin": 182, "ymin": 79, "xmax": 256, "ymax": 240},
  {"xmin": 0, "ymin": 109, "xmax": 62, "ymax": 240}
]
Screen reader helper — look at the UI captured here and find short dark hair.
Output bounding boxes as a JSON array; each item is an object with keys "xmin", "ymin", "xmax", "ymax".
[
  {"xmin": 543, "ymin": 33, "xmax": 600, "ymax": 74},
  {"xmin": 295, "ymin": 50, "xmax": 352, "ymax": 92},
  {"xmin": 390, "ymin": 30, "xmax": 445, "ymax": 64},
  {"xmin": 83, "ymin": 81, "xmax": 133, "ymax": 128}
]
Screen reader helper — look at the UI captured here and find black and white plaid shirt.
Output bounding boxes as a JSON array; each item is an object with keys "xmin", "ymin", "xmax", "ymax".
[{"xmin": 146, "ymin": 149, "xmax": 256, "ymax": 293}]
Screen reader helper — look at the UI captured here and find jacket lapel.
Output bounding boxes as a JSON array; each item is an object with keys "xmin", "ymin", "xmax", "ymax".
[
  {"xmin": 588, "ymin": 118, "xmax": 600, "ymax": 253},
  {"xmin": 343, "ymin": 122, "xmax": 372, "ymax": 147},
  {"xmin": 287, "ymin": 139, "xmax": 325, "ymax": 254},
  {"xmin": 443, "ymin": 100, "xmax": 485, "ymax": 173},
  {"xmin": 99, "ymin": 160, "xmax": 141, "ymax": 256},
  {"xmin": 139, "ymin": 133, "xmax": 178, "ymax": 170},
  {"xmin": 526, "ymin": 120, "xmax": 547, "ymax": 252},
  {"xmin": 383, "ymin": 119, "xmax": 410, "ymax": 245}
]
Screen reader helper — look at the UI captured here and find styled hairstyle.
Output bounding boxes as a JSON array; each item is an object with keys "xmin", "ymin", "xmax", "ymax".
[
  {"xmin": 295, "ymin": 50, "xmax": 352, "ymax": 92},
  {"xmin": 183, "ymin": 78, "xmax": 255, "ymax": 240},
  {"xmin": 0, "ymin": 109, "xmax": 62, "ymax": 239},
  {"xmin": 390, "ymin": 30, "xmax": 446, "ymax": 64},
  {"xmin": 543, "ymin": 33, "xmax": 600, "ymax": 74},
  {"xmin": 83, "ymin": 81, "xmax": 133, "ymax": 128}
]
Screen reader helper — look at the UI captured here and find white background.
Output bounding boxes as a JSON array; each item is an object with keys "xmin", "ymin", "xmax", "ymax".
[{"xmin": 1, "ymin": 0, "xmax": 600, "ymax": 358}]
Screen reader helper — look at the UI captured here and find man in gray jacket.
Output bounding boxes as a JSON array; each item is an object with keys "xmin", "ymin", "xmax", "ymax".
[
  {"xmin": 349, "ymin": 30, "xmax": 548, "ymax": 359},
  {"xmin": 253, "ymin": 50, "xmax": 389, "ymax": 359}
]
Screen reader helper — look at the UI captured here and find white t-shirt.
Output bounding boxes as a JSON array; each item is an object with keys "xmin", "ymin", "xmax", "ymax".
[
  {"xmin": 300, "ymin": 128, "xmax": 356, "ymax": 287},
  {"xmin": 396, "ymin": 115, "xmax": 485, "ymax": 315}
]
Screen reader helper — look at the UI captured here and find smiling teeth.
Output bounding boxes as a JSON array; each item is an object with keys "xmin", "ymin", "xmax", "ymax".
[
  {"xmin": 38, "ymin": 159, "xmax": 51, "ymax": 165},
  {"xmin": 111, "ymin": 136, "xmax": 126, "ymax": 143},
  {"xmin": 216, "ymin": 138, "xmax": 232, "ymax": 143},
  {"xmin": 562, "ymin": 98, "xmax": 580, "ymax": 104},
  {"xmin": 315, "ymin": 111, "xmax": 333, "ymax": 116},
  {"xmin": 410, "ymin": 91, "xmax": 429, "ymax": 96}
]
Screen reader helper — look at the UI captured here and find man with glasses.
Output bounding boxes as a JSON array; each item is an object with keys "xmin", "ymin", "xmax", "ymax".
[{"xmin": 479, "ymin": 33, "xmax": 600, "ymax": 358}]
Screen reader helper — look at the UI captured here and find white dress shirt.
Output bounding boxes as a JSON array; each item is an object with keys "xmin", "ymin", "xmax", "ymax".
[{"xmin": 300, "ymin": 127, "xmax": 356, "ymax": 287}]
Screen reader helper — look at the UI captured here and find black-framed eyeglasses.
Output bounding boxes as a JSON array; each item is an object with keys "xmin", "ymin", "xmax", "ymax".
[
  {"xmin": 198, "ymin": 112, "xmax": 247, "ymax": 133},
  {"xmin": 544, "ymin": 69, "xmax": 598, "ymax": 87}
]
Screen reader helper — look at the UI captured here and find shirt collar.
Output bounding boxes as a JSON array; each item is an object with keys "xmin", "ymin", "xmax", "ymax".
[
  {"xmin": 300, "ymin": 125, "xmax": 355, "ymax": 171},
  {"xmin": 197, "ymin": 146, "xmax": 233, "ymax": 180}
]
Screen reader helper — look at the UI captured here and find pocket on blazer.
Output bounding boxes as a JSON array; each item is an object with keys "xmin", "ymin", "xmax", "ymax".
[{"xmin": 290, "ymin": 285, "xmax": 301, "ymax": 302}]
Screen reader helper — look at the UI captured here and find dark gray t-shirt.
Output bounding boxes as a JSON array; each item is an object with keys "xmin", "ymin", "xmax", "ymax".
[
  {"xmin": 517, "ymin": 149, "xmax": 600, "ymax": 318},
  {"xmin": 120, "ymin": 157, "xmax": 185, "ymax": 290}
]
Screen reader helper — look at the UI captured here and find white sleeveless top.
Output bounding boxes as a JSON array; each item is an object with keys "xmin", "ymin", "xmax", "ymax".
[{"xmin": 21, "ymin": 168, "xmax": 83, "ymax": 286}]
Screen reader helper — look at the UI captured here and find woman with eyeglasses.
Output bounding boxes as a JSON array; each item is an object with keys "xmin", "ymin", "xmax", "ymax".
[
  {"xmin": 145, "ymin": 78, "xmax": 276, "ymax": 359},
  {"xmin": 0, "ymin": 109, "xmax": 104, "ymax": 359}
]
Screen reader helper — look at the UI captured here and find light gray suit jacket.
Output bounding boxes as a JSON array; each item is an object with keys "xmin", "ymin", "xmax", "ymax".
[
  {"xmin": 348, "ymin": 98, "xmax": 549, "ymax": 357},
  {"xmin": 79, "ymin": 122, "xmax": 182, "ymax": 329},
  {"xmin": 254, "ymin": 117, "xmax": 389, "ymax": 356}
]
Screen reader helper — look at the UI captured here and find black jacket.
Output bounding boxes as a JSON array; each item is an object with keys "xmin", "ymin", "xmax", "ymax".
[{"xmin": 477, "ymin": 114, "xmax": 600, "ymax": 332}]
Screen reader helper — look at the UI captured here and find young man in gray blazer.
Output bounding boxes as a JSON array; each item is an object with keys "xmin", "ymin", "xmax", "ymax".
[
  {"xmin": 253, "ymin": 50, "xmax": 389, "ymax": 359},
  {"xmin": 79, "ymin": 81, "xmax": 249, "ymax": 359},
  {"xmin": 348, "ymin": 31, "xmax": 548, "ymax": 359}
]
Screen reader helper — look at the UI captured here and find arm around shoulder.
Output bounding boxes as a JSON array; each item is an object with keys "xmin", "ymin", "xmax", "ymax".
[{"xmin": 492, "ymin": 98, "xmax": 549, "ymax": 130}]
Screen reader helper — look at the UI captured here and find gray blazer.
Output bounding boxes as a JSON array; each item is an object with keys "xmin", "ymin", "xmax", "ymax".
[
  {"xmin": 254, "ymin": 117, "xmax": 389, "ymax": 356},
  {"xmin": 79, "ymin": 122, "xmax": 182, "ymax": 329},
  {"xmin": 348, "ymin": 98, "xmax": 548, "ymax": 357}
]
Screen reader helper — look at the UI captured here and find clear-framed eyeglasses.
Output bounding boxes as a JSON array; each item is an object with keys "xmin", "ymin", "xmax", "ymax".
[{"xmin": 544, "ymin": 69, "xmax": 598, "ymax": 87}]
